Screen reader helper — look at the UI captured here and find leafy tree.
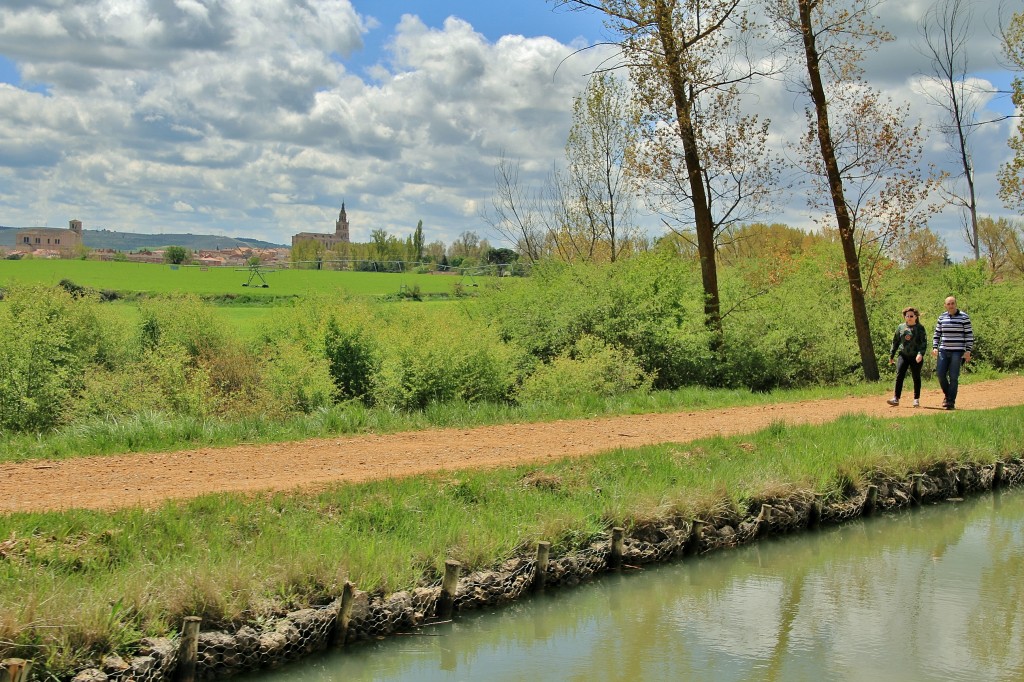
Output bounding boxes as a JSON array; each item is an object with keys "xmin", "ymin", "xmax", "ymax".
[
  {"xmin": 290, "ymin": 238, "xmax": 325, "ymax": 269},
  {"xmin": 413, "ymin": 220, "xmax": 425, "ymax": 263},
  {"xmin": 486, "ymin": 247, "xmax": 519, "ymax": 264},
  {"xmin": 556, "ymin": 0, "xmax": 778, "ymax": 345},
  {"xmin": 449, "ymin": 231, "xmax": 483, "ymax": 263},
  {"xmin": 998, "ymin": 10, "xmax": 1024, "ymax": 210},
  {"xmin": 717, "ymin": 223, "xmax": 823, "ymax": 264},
  {"xmin": 424, "ymin": 240, "xmax": 446, "ymax": 264},
  {"xmin": 559, "ymin": 72, "xmax": 639, "ymax": 263},
  {"xmin": 978, "ymin": 216, "xmax": 1024, "ymax": 279},
  {"xmin": 163, "ymin": 245, "xmax": 190, "ymax": 264},
  {"xmin": 769, "ymin": 0, "xmax": 942, "ymax": 380},
  {"xmin": 895, "ymin": 227, "xmax": 949, "ymax": 268}
]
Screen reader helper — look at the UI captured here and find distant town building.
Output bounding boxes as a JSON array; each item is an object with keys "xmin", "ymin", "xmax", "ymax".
[
  {"xmin": 14, "ymin": 219, "xmax": 84, "ymax": 253},
  {"xmin": 291, "ymin": 204, "xmax": 351, "ymax": 250}
]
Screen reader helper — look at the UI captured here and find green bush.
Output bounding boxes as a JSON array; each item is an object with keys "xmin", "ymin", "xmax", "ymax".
[
  {"xmin": 369, "ymin": 309, "xmax": 521, "ymax": 410},
  {"xmin": 324, "ymin": 316, "xmax": 377, "ymax": 402},
  {"xmin": 516, "ymin": 335, "xmax": 654, "ymax": 404},
  {"xmin": 718, "ymin": 244, "xmax": 862, "ymax": 389},
  {"xmin": 261, "ymin": 340, "xmax": 337, "ymax": 414},
  {"xmin": 136, "ymin": 295, "xmax": 227, "ymax": 360},
  {"xmin": 0, "ymin": 285, "xmax": 115, "ymax": 432},
  {"xmin": 964, "ymin": 284, "xmax": 1024, "ymax": 371},
  {"xmin": 484, "ymin": 252, "xmax": 708, "ymax": 389}
]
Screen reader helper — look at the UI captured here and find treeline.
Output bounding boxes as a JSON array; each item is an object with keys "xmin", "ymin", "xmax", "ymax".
[
  {"xmin": 290, "ymin": 223, "xmax": 520, "ymax": 273},
  {"xmin": 2, "ymin": 245, "xmax": 1024, "ymax": 436}
]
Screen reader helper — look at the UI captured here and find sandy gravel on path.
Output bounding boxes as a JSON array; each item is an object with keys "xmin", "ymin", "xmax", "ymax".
[{"xmin": 4, "ymin": 376, "xmax": 1023, "ymax": 514}]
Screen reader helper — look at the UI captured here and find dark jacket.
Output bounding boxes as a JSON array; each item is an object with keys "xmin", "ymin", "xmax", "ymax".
[{"xmin": 890, "ymin": 322, "xmax": 927, "ymax": 359}]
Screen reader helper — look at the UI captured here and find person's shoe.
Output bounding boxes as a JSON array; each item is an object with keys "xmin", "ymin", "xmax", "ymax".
[
  {"xmin": 913, "ymin": 399, "xmax": 920, "ymax": 408},
  {"xmin": 941, "ymin": 398, "xmax": 949, "ymax": 408},
  {"xmin": 945, "ymin": 403, "xmax": 955, "ymax": 410},
  {"xmin": 887, "ymin": 397, "xmax": 899, "ymax": 406}
]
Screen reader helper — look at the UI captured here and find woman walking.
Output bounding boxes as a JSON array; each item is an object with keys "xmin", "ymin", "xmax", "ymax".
[{"xmin": 887, "ymin": 306, "xmax": 927, "ymax": 407}]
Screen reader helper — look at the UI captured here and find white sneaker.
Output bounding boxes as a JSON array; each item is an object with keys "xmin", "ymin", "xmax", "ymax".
[
  {"xmin": 887, "ymin": 397, "xmax": 899, "ymax": 406},
  {"xmin": 913, "ymin": 399, "xmax": 920, "ymax": 407}
]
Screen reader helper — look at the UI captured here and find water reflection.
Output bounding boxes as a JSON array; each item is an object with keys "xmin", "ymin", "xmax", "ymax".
[{"xmin": 248, "ymin": 489, "xmax": 1024, "ymax": 682}]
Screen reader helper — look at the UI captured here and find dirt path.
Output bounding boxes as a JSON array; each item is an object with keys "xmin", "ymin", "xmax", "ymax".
[{"xmin": 4, "ymin": 376, "xmax": 1023, "ymax": 514}]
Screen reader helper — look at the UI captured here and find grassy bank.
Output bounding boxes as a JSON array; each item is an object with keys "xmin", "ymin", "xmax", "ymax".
[
  {"xmin": 0, "ymin": 376, "xmax": 965, "ymax": 464},
  {"xmin": 2, "ymin": 404, "xmax": 1022, "ymax": 677}
]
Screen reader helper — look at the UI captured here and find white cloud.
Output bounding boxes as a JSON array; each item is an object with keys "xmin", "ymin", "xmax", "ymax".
[{"xmin": 0, "ymin": 0, "xmax": 1016, "ymax": 259}]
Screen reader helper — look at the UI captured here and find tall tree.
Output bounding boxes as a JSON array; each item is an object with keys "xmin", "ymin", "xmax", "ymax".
[
  {"xmin": 796, "ymin": 87, "xmax": 944, "ymax": 286},
  {"xmin": 998, "ymin": 10, "xmax": 1024, "ymax": 210},
  {"xmin": 918, "ymin": 0, "xmax": 981, "ymax": 259},
  {"xmin": 769, "ymin": 0, "xmax": 943, "ymax": 381},
  {"xmin": 413, "ymin": 220, "xmax": 425, "ymax": 263},
  {"xmin": 562, "ymin": 72, "xmax": 639, "ymax": 263},
  {"xmin": 555, "ymin": 0, "xmax": 775, "ymax": 343}
]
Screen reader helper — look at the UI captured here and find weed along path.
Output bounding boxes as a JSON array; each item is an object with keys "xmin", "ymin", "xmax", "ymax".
[{"xmin": 5, "ymin": 375, "xmax": 1024, "ymax": 514}]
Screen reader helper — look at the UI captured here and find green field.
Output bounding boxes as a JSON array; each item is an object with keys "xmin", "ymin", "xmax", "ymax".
[{"xmin": 0, "ymin": 259, "xmax": 468, "ymax": 298}]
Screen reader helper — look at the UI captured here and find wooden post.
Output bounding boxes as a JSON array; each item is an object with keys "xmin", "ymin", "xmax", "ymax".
[
  {"xmin": 608, "ymin": 527, "xmax": 624, "ymax": 570},
  {"xmin": 685, "ymin": 519, "xmax": 704, "ymax": 556},
  {"xmin": 175, "ymin": 616, "xmax": 202, "ymax": 682},
  {"xmin": 993, "ymin": 462, "xmax": 1005, "ymax": 489},
  {"xmin": 808, "ymin": 495, "xmax": 823, "ymax": 528},
  {"xmin": 533, "ymin": 541, "xmax": 551, "ymax": 591},
  {"xmin": 436, "ymin": 560, "xmax": 461, "ymax": 620},
  {"xmin": 331, "ymin": 581, "xmax": 355, "ymax": 647},
  {"xmin": 757, "ymin": 504, "xmax": 773, "ymax": 537},
  {"xmin": 863, "ymin": 485, "xmax": 878, "ymax": 516},
  {"xmin": 1, "ymin": 659, "xmax": 32, "ymax": 682},
  {"xmin": 913, "ymin": 473, "xmax": 929, "ymax": 503}
]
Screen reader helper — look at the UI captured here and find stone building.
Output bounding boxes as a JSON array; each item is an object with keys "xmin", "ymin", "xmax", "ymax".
[
  {"xmin": 291, "ymin": 204, "xmax": 351, "ymax": 250},
  {"xmin": 15, "ymin": 219, "xmax": 84, "ymax": 253}
]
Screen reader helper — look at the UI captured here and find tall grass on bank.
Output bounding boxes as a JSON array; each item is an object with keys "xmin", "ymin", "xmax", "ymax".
[
  {"xmin": 2, "ymin": 406, "xmax": 1022, "ymax": 677},
  {"xmin": 0, "ymin": 377, "xmax": 968, "ymax": 464}
]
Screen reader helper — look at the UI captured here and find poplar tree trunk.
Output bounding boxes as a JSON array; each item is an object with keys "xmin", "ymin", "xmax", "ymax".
[
  {"xmin": 653, "ymin": 0, "xmax": 723, "ymax": 344},
  {"xmin": 797, "ymin": 0, "xmax": 879, "ymax": 380}
]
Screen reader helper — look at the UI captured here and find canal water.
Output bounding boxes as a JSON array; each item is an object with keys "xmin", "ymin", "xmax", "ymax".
[{"xmin": 249, "ymin": 488, "xmax": 1024, "ymax": 682}]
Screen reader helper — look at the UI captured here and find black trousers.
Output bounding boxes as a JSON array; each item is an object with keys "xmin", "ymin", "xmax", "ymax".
[{"xmin": 894, "ymin": 354, "xmax": 923, "ymax": 399}]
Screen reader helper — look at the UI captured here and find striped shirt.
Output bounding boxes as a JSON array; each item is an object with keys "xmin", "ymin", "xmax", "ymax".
[{"xmin": 933, "ymin": 309, "xmax": 974, "ymax": 352}]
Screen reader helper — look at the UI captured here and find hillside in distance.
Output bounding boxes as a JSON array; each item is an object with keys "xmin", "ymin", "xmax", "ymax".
[{"xmin": 0, "ymin": 226, "xmax": 286, "ymax": 251}]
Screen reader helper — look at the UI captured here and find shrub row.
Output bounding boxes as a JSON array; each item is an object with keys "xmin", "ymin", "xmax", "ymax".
[{"xmin": 2, "ymin": 249, "xmax": 1024, "ymax": 435}]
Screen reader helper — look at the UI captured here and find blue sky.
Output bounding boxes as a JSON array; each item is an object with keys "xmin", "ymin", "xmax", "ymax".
[{"xmin": 0, "ymin": 0, "xmax": 1017, "ymax": 258}]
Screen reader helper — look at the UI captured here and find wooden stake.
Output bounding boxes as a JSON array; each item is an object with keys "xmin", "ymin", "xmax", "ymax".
[
  {"xmin": 808, "ymin": 495, "xmax": 823, "ymax": 528},
  {"xmin": 332, "ymin": 581, "xmax": 356, "ymax": 647},
  {"xmin": 863, "ymin": 485, "xmax": 878, "ymax": 516},
  {"xmin": 608, "ymin": 527, "xmax": 624, "ymax": 570},
  {"xmin": 175, "ymin": 617, "xmax": 202, "ymax": 682},
  {"xmin": 437, "ymin": 560, "xmax": 461, "ymax": 620},
  {"xmin": 994, "ymin": 462, "xmax": 1005, "ymax": 489},
  {"xmin": 1, "ymin": 659, "xmax": 32, "ymax": 682},
  {"xmin": 685, "ymin": 519, "xmax": 704, "ymax": 556},
  {"xmin": 911, "ymin": 474, "xmax": 924, "ymax": 505},
  {"xmin": 758, "ymin": 504, "xmax": 773, "ymax": 536},
  {"xmin": 534, "ymin": 541, "xmax": 551, "ymax": 591}
]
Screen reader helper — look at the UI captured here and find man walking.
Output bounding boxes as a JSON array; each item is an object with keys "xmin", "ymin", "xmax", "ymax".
[{"xmin": 932, "ymin": 296, "xmax": 974, "ymax": 410}]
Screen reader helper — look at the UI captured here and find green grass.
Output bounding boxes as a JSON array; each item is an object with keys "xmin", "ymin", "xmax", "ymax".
[
  {"xmin": 0, "ymin": 259, "xmax": 466, "ymax": 298},
  {"xmin": 2, "ymin": 405, "xmax": 1022, "ymax": 677},
  {"xmin": 0, "ymin": 377, "xmax": 939, "ymax": 464}
]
